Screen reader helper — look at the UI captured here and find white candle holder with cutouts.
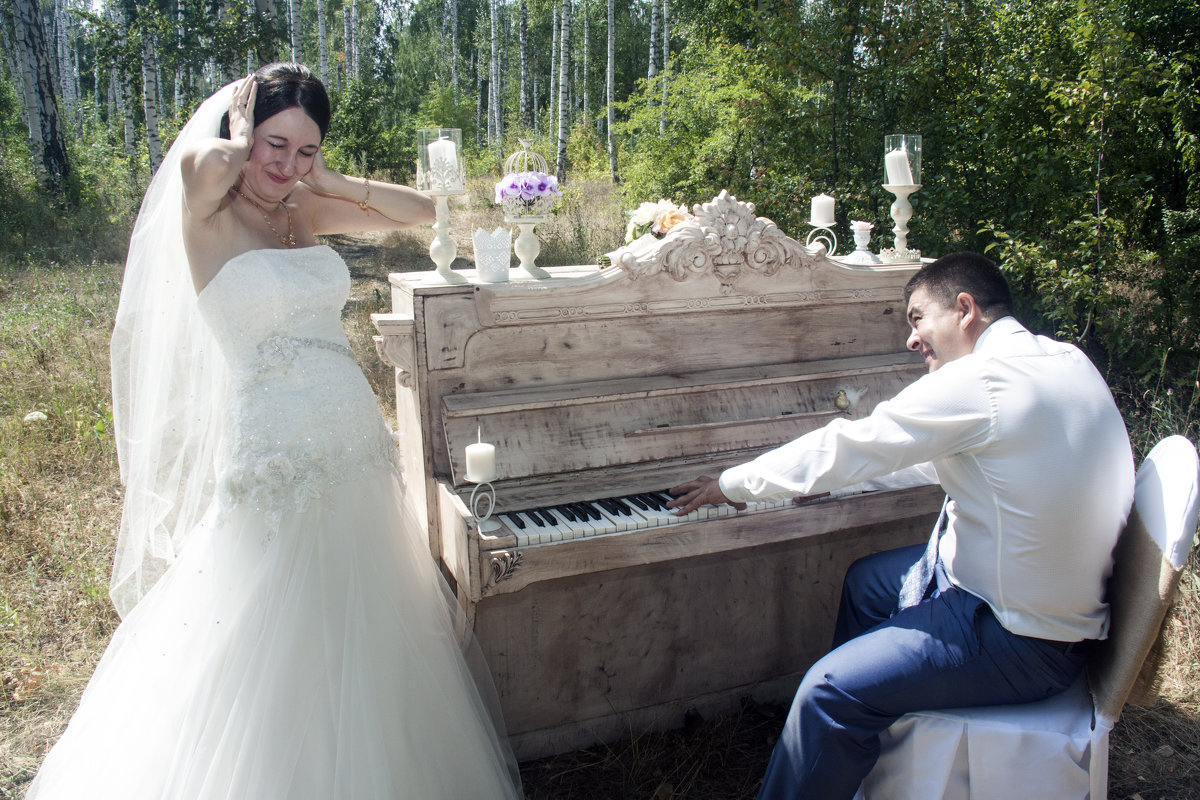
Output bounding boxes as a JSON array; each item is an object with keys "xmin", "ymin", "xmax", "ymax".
[{"xmin": 418, "ymin": 128, "xmax": 468, "ymax": 285}]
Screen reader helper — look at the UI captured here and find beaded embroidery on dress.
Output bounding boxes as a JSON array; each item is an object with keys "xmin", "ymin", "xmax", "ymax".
[{"xmin": 25, "ymin": 247, "xmax": 522, "ymax": 800}]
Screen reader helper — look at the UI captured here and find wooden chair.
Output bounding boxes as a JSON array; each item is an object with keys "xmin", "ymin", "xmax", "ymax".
[{"xmin": 855, "ymin": 435, "xmax": 1200, "ymax": 800}]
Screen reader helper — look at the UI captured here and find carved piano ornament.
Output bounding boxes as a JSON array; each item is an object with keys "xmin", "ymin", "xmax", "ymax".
[{"xmin": 373, "ymin": 191, "xmax": 942, "ymax": 758}]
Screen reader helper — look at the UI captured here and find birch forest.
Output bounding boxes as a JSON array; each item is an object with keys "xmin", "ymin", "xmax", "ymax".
[
  {"xmin": 2, "ymin": 0, "xmax": 674, "ymax": 188},
  {"xmin": 3, "ymin": 0, "xmax": 1200, "ymax": 390}
]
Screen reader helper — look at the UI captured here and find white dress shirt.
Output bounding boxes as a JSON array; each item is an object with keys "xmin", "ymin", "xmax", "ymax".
[{"xmin": 720, "ymin": 317, "xmax": 1135, "ymax": 641}]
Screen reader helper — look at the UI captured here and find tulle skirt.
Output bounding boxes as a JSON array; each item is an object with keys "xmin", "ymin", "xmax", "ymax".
[{"xmin": 25, "ymin": 471, "xmax": 522, "ymax": 799}]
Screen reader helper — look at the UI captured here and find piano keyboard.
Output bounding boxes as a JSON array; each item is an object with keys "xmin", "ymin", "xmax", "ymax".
[{"xmin": 494, "ymin": 491, "xmax": 794, "ymax": 546}]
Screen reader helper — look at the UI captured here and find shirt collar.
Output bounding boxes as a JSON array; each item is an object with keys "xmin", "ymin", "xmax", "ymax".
[{"xmin": 972, "ymin": 316, "xmax": 1025, "ymax": 355}]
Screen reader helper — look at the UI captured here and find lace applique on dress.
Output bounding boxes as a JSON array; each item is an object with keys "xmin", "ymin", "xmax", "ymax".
[{"xmin": 198, "ymin": 247, "xmax": 401, "ymax": 542}]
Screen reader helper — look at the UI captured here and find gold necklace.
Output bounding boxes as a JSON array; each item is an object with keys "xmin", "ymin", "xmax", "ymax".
[{"xmin": 231, "ymin": 185, "xmax": 297, "ymax": 248}]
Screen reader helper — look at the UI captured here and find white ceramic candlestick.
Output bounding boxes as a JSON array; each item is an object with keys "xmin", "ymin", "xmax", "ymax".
[
  {"xmin": 882, "ymin": 184, "xmax": 921, "ymax": 262},
  {"xmin": 513, "ymin": 221, "xmax": 550, "ymax": 279},
  {"xmin": 429, "ymin": 195, "xmax": 466, "ymax": 285}
]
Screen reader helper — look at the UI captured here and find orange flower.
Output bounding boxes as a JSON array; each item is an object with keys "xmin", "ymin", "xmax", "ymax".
[{"xmin": 652, "ymin": 206, "xmax": 689, "ymax": 234}]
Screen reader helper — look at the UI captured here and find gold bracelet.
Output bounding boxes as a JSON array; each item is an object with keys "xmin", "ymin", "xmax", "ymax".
[{"xmin": 359, "ymin": 178, "xmax": 371, "ymax": 211}]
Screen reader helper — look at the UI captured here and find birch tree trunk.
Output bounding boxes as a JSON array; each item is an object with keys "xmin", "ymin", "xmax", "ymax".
[
  {"xmin": 659, "ymin": 0, "xmax": 668, "ymax": 132},
  {"xmin": 488, "ymin": 0, "xmax": 498, "ymax": 147},
  {"xmin": 518, "ymin": 0, "xmax": 529, "ymax": 128},
  {"xmin": 317, "ymin": 0, "xmax": 327, "ymax": 83},
  {"xmin": 114, "ymin": 7, "xmax": 136, "ymax": 155},
  {"xmin": 289, "ymin": 0, "xmax": 300, "ymax": 62},
  {"xmin": 581, "ymin": 0, "xmax": 588, "ymax": 121},
  {"xmin": 606, "ymin": 0, "xmax": 617, "ymax": 183},
  {"xmin": 342, "ymin": 5, "xmax": 350, "ymax": 84},
  {"xmin": 174, "ymin": 0, "xmax": 184, "ymax": 112},
  {"xmin": 13, "ymin": 0, "xmax": 69, "ymax": 191},
  {"xmin": 548, "ymin": 1, "xmax": 558, "ymax": 144},
  {"xmin": 142, "ymin": 29, "xmax": 163, "ymax": 173},
  {"xmin": 647, "ymin": 0, "xmax": 658, "ymax": 83},
  {"xmin": 9, "ymin": 1, "xmax": 41, "ymax": 160},
  {"xmin": 450, "ymin": 0, "xmax": 458, "ymax": 98},
  {"xmin": 474, "ymin": 48, "xmax": 482, "ymax": 147},
  {"xmin": 54, "ymin": 0, "xmax": 77, "ymax": 125},
  {"xmin": 554, "ymin": 0, "xmax": 570, "ymax": 181},
  {"xmin": 350, "ymin": 0, "xmax": 358, "ymax": 77}
]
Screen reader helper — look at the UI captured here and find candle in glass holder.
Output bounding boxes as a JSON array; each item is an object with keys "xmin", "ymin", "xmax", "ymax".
[
  {"xmin": 427, "ymin": 136, "xmax": 463, "ymax": 192},
  {"xmin": 810, "ymin": 194, "xmax": 836, "ymax": 227},
  {"xmin": 885, "ymin": 149, "xmax": 914, "ymax": 185}
]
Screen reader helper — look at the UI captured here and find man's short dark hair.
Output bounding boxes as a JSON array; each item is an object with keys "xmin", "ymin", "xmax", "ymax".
[{"xmin": 904, "ymin": 252, "xmax": 1014, "ymax": 321}]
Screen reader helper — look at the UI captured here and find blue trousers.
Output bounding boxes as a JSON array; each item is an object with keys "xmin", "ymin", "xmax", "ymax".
[{"xmin": 757, "ymin": 543, "xmax": 1089, "ymax": 800}]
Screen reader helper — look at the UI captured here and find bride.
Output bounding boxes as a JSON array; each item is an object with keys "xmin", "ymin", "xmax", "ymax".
[{"xmin": 26, "ymin": 63, "xmax": 523, "ymax": 799}]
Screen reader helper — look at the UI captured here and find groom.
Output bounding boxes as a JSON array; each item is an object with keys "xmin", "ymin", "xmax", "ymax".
[{"xmin": 668, "ymin": 251, "xmax": 1134, "ymax": 799}]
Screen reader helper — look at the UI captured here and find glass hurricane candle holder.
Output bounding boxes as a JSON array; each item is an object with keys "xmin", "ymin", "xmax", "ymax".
[
  {"xmin": 883, "ymin": 134, "xmax": 921, "ymax": 187},
  {"xmin": 417, "ymin": 128, "xmax": 467, "ymax": 284},
  {"xmin": 882, "ymin": 134, "xmax": 922, "ymax": 262}
]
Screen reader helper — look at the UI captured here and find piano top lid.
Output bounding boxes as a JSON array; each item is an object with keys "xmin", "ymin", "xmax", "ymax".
[{"xmin": 389, "ymin": 191, "xmax": 924, "ymax": 310}]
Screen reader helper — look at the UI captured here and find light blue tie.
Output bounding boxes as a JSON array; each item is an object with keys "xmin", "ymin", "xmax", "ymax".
[{"xmin": 898, "ymin": 496, "xmax": 949, "ymax": 609}]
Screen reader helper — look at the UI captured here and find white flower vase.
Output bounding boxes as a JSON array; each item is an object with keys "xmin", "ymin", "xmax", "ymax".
[
  {"xmin": 511, "ymin": 221, "xmax": 549, "ymax": 279},
  {"xmin": 502, "ymin": 194, "xmax": 554, "ymax": 280},
  {"xmin": 472, "ymin": 226, "xmax": 512, "ymax": 283}
]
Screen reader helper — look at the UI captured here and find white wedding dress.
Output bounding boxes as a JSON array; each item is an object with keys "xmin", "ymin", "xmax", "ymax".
[{"xmin": 26, "ymin": 246, "xmax": 522, "ymax": 799}]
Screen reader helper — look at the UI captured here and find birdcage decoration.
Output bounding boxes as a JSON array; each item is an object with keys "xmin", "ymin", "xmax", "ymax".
[{"xmin": 496, "ymin": 140, "xmax": 560, "ymax": 223}]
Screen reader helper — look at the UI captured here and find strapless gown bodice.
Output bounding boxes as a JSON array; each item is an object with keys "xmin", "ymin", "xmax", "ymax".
[{"xmin": 198, "ymin": 246, "xmax": 397, "ymax": 532}]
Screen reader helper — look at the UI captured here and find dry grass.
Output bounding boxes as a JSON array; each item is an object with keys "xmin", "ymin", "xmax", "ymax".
[{"xmin": 2, "ymin": 186, "xmax": 1199, "ymax": 799}]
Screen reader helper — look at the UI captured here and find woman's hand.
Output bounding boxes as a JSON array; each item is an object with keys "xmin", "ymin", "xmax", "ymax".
[
  {"xmin": 228, "ymin": 75, "xmax": 256, "ymax": 145},
  {"xmin": 300, "ymin": 149, "xmax": 339, "ymax": 195}
]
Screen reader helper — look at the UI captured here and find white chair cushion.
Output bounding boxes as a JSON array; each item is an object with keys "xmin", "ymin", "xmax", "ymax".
[{"xmin": 855, "ymin": 676, "xmax": 1101, "ymax": 800}]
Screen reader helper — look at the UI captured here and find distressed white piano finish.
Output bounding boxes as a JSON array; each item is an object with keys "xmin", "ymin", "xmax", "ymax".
[{"xmin": 374, "ymin": 191, "xmax": 942, "ymax": 758}]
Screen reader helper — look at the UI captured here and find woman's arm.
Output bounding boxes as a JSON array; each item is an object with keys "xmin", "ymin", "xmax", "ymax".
[
  {"xmin": 297, "ymin": 151, "xmax": 436, "ymax": 235},
  {"xmin": 180, "ymin": 75, "xmax": 256, "ymax": 219}
]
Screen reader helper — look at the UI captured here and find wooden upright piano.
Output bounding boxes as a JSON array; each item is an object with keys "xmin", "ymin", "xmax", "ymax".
[{"xmin": 373, "ymin": 191, "xmax": 943, "ymax": 759}]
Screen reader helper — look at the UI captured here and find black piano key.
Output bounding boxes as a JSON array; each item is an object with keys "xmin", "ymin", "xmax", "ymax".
[
  {"xmin": 612, "ymin": 498, "xmax": 637, "ymax": 515},
  {"xmin": 505, "ymin": 513, "xmax": 527, "ymax": 530},
  {"xmin": 536, "ymin": 508, "xmax": 561, "ymax": 525},
  {"xmin": 626, "ymin": 495, "xmax": 651, "ymax": 511},
  {"xmin": 554, "ymin": 505, "xmax": 578, "ymax": 522},
  {"xmin": 640, "ymin": 493, "xmax": 669, "ymax": 510},
  {"xmin": 575, "ymin": 503, "xmax": 603, "ymax": 521},
  {"xmin": 598, "ymin": 498, "xmax": 623, "ymax": 515}
]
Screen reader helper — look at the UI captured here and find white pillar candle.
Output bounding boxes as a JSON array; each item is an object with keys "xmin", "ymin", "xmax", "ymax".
[
  {"xmin": 427, "ymin": 136, "xmax": 463, "ymax": 192},
  {"xmin": 810, "ymin": 193, "xmax": 836, "ymax": 227},
  {"xmin": 465, "ymin": 441, "xmax": 497, "ymax": 483},
  {"xmin": 885, "ymin": 149, "xmax": 914, "ymax": 185}
]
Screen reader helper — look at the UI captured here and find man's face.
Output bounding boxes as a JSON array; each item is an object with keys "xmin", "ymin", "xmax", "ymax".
[{"xmin": 905, "ymin": 286, "xmax": 974, "ymax": 372}]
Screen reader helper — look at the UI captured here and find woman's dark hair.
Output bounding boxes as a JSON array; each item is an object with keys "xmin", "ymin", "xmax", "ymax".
[{"xmin": 219, "ymin": 62, "xmax": 331, "ymax": 141}]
